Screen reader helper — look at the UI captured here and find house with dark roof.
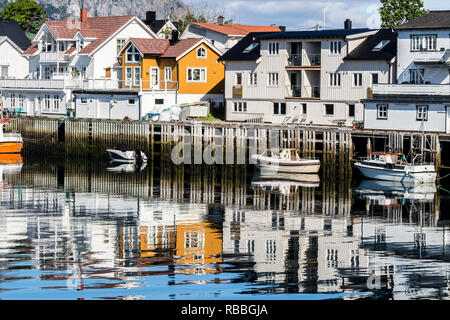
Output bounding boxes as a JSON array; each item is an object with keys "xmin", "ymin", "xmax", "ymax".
[
  {"xmin": 111, "ymin": 35, "xmax": 225, "ymax": 116},
  {"xmin": 0, "ymin": 21, "xmax": 31, "ymax": 79},
  {"xmin": 180, "ymin": 16, "xmax": 281, "ymax": 53},
  {"xmin": 144, "ymin": 11, "xmax": 179, "ymax": 40},
  {"xmin": 364, "ymin": 10, "xmax": 450, "ymax": 133},
  {"xmin": 219, "ymin": 20, "xmax": 397, "ymax": 125},
  {"xmin": 0, "ymin": 9, "xmax": 158, "ymax": 119}
]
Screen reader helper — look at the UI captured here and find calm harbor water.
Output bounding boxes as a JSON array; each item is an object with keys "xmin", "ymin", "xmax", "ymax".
[{"xmin": 0, "ymin": 157, "xmax": 449, "ymax": 300}]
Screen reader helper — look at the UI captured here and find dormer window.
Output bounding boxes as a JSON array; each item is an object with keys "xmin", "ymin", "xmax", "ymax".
[
  {"xmin": 197, "ymin": 46, "xmax": 207, "ymax": 58},
  {"xmin": 126, "ymin": 45, "xmax": 141, "ymax": 63}
]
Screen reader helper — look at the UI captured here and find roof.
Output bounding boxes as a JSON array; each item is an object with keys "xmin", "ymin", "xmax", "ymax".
[
  {"xmin": 396, "ymin": 11, "xmax": 450, "ymax": 30},
  {"xmin": 190, "ymin": 22, "xmax": 280, "ymax": 36},
  {"xmin": 161, "ymin": 38, "xmax": 203, "ymax": 58},
  {"xmin": 0, "ymin": 21, "xmax": 31, "ymax": 51},
  {"xmin": 148, "ymin": 19, "xmax": 179, "ymax": 34},
  {"xmin": 257, "ymin": 28, "xmax": 372, "ymax": 40},
  {"xmin": 218, "ymin": 32, "xmax": 277, "ymax": 61},
  {"xmin": 28, "ymin": 15, "xmax": 147, "ymax": 56},
  {"xmin": 129, "ymin": 38, "xmax": 170, "ymax": 55},
  {"xmin": 23, "ymin": 42, "xmax": 38, "ymax": 55},
  {"xmin": 344, "ymin": 29, "xmax": 397, "ymax": 61}
]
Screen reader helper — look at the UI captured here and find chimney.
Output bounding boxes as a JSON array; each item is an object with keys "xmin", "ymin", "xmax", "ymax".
[
  {"xmin": 344, "ymin": 19, "xmax": 352, "ymax": 30},
  {"xmin": 218, "ymin": 16, "xmax": 224, "ymax": 25},
  {"xmin": 170, "ymin": 30, "xmax": 179, "ymax": 43},
  {"xmin": 146, "ymin": 11, "xmax": 156, "ymax": 25},
  {"xmin": 80, "ymin": 8, "xmax": 87, "ymax": 23},
  {"xmin": 279, "ymin": 26, "xmax": 286, "ymax": 32}
]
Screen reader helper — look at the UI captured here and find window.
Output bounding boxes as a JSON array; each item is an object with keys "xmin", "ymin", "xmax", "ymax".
[
  {"xmin": 134, "ymin": 67, "xmax": 141, "ymax": 86},
  {"xmin": 377, "ymin": 104, "xmax": 388, "ymax": 120},
  {"xmin": 372, "ymin": 73, "xmax": 379, "ymax": 85},
  {"xmin": 353, "ymin": 73, "xmax": 362, "ymax": 87},
  {"xmin": 373, "ymin": 40, "xmax": 391, "ymax": 51},
  {"xmin": 249, "ymin": 72, "xmax": 257, "ymax": 86},
  {"xmin": 164, "ymin": 67, "xmax": 172, "ymax": 81},
  {"xmin": 302, "ymin": 103, "xmax": 307, "ymax": 115},
  {"xmin": 187, "ymin": 68, "xmax": 207, "ymax": 82},
  {"xmin": 325, "ymin": 104, "xmax": 334, "ymax": 115},
  {"xmin": 44, "ymin": 94, "xmax": 51, "ymax": 110},
  {"xmin": 53, "ymin": 95, "xmax": 60, "ymax": 110},
  {"xmin": 117, "ymin": 39, "xmax": 126, "ymax": 54},
  {"xmin": 348, "ymin": 104, "xmax": 355, "ymax": 118},
  {"xmin": 411, "ymin": 34, "xmax": 437, "ymax": 52},
  {"xmin": 196, "ymin": 46, "xmax": 207, "ymax": 58},
  {"xmin": 273, "ymin": 102, "xmax": 286, "ymax": 115},
  {"xmin": 155, "ymin": 99, "xmax": 164, "ymax": 105},
  {"xmin": 126, "ymin": 45, "xmax": 141, "ymax": 63},
  {"xmin": 236, "ymin": 72, "xmax": 242, "ymax": 85},
  {"xmin": 410, "ymin": 68, "xmax": 425, "ymax": 84},
  {"xmin": 125, "ymin": 67, "xmax": 133, "ymax": 86},
  {"xmin": 0, "ymin": 65, "xmax": 8, "ymax": 78},
  {"xmin": 128, "ymin": 98, "xmax": 136, "ymax": 105},
  {"xmin": 80, "ymin": 97, "xmax": 87, "ymax": 104},
  {"xmin": 184, "ymin": 232, "xmax": 205, "ymax": 249},
  {"xmin": 268, "ymin": 72, "xmax": 279, "ymax": 86},
  {"xmin": 10, "ymin": 93, "xmax": 15, "ymax": 108},
  {"xmin": 268, "ymin": 42, "xmax": 279, "ymax": 55},
  {"xmin": 233, "ymin": 102, "xmax": 247, "ymax": 112},
  {"xmin": 329, "ymin": 73, "xmax": 341, "ymax": 87},
  {"xmin": 416, "ymin": 105, "xmax": 428, "ymax": 121},
  {"xmin": 150, "ymin": 67, "xmax": 159, "ymax": 88},
  {"xmin": 243, "ymin": 42, "xmax": 258, "ymax": 53},
  {"xmin": 330, "ymin": 41, "xmax": 342, "ymax": 54}
]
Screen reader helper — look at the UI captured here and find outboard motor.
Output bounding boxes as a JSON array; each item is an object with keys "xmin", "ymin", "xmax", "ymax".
[{"xmin": 135, "ymin": 149, "xmax": 143, "ymax": 165}]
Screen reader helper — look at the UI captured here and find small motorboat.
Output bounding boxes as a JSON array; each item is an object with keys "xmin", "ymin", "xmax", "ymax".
[
  {"xmin": 354, "ymin": 152, "xmax": 437, "ymax": 183},
  {"xmin": 106, "ymin": 148, "xmax": 147, "ymax": 164},
  {"xmin": 251, "ymin": 149, "xmax": 320, "ymax": 174},
  {"xmin": 0, "ymin": 119, "xmax": 23, "ymax": 154}
]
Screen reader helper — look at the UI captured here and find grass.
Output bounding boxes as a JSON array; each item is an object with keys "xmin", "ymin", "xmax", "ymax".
[{"xmin": 195, "ymin": 113, "xmax": 223, "ymax": 122}]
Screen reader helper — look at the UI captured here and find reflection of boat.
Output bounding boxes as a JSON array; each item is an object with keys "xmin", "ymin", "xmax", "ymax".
[
  {"xmin": 106, "ymin": 148, "xmax": 147, "ymax": 164},
  {"xmin": 355, "ymin": 179, "xmax": 437, "ymax": 202},
  {"xmin": 0, "ymin": 120, "xmax": 23, "ymax": 154},
  {"xmin": 106, "ymin": 162, "xmax": 147, "ymax": 173},
  {"xmin": 252, "ymin": 172, "xmax": 320, "ymax": 195},
  {"xmin": 354, "ymin": 152, "xmax": 436, "ymax": 183},
  {"xmin": 251, "ymin": 149, "xmax": 320, "ymax": 174},
  {"xmin": 0, "ymin": 153, "xmax": 23, "ymax": 177}
]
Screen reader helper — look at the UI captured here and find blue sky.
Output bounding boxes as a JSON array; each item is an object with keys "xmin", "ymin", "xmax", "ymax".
[{"xmin": 184, "ymin": 0, "xmax": 449, "ymax": 29}]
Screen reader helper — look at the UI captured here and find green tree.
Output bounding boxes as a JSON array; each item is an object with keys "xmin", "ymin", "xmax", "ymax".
[
  {"xmin": 379, "ymin": 0, "xmax": 428, "ymax": 28},
  {"xmin": 0, "ymin": 0, "xmax": 46, "ymax": 34}
]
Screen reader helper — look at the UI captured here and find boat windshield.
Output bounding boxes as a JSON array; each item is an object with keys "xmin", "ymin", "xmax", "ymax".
[
  {"xmin": 369, "ymin": 153, "xmax": 406, "ymax": 164},
  {"xmin": 262, "ymin": 151, "xmax": 281, "ymax": 158}
]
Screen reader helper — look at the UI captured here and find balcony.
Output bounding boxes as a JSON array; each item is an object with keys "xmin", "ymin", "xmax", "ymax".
[
  {"xmin": 286, "ymin": 85, "xmax": 320, "ymax": 99},
  {"xmin": 287, "ymin": 54, "xmax": 321, "ymax": 68},
  {"xmin": 0, "ymin": 78, "xmax": 65, "ymax": 90},
  {"xmin": 371, "ymin": 84, "xmax": 450, "ymax": 97},
  {"xmin": 40, "ymin": 52, "xmax": 69, "ymax": 63}
]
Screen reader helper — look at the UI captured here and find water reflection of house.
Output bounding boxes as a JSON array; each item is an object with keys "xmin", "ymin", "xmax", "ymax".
[{"xmin": 222, "ymin": 208, "xmax": 369, "ymax": 293}]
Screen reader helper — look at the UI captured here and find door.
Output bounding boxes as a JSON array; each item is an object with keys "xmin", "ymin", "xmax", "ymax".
[{"xmin": 150, "ymin": 67, "xmax": 159, "ymax": 89}]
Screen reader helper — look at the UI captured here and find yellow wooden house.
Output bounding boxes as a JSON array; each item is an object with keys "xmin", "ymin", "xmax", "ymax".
[{"xmin": 118, "ymin": 36, "xmax": 225, "ymax": 112}]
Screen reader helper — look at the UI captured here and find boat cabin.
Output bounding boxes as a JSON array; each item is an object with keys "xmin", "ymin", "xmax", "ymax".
[
  {"xmin": 280, "ymin": 149, "xmax": 299, "ymax": 161},
  {"xmin": 367, "ymin": 152, "xmax": 406, "ymax": 165}
]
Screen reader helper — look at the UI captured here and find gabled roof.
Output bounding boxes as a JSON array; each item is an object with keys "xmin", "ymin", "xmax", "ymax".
[
  {"xmin": 257, "ymin": 28, "xmax": 372, "ymax": 40},
  {"xmin": 344, "ymin": 29, "xmax": 397, "ymax": 61},
  {"xmin": 0, "ymin": 21, "xmax": 31, "ymax": 51},
  {"xmin": 190, "ymin": 22, "xmax": 280, "ymax": 36},
  {"xmin": 218, "ymin": 32, "xmax": 277, "ymax": 62},
  {"xmin": 128, "ymin": 38, "xmax": 170, "ymax": 55},
  {"xmin": 148, "ymin": 19, "xmax": 179, "ymax": 34},
  {"xmin": 161, "ymin": 38, "xmax": 203, "ymax": 58},
  {"xmin": 27, "ymin": 15, "xmax": 156, "ymax": 56},
  {"xmin": 23, "ymin": 42, "xmax": 38, "ymax": 55},
  {"xmin": 396, "ymin": 11, "xmax": 450, "ymax": 30}
]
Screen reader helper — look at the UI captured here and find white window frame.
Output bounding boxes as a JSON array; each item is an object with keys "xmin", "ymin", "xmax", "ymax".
[
  {"xmin": 126, "ymin": 45, "xmax": 141, "ymax": 63},
  {"xmin": 125, "ymin": 66, "xmax": 133, "ymax": 86},
  {"xmin": 267, "ymin": 72, "xmax": 279, "ymax": 87},
  {"xmin": 164, "ymin": 67, "xmax": 172, "ymax": 81},
  {"xmin": 233, "ymin": 102, "xmax": 247, "ymax": 112},
  {"xmin": 150, "ymin": 67, "xmax": 159, "ymax": 89},
  {"xmin": 329, "ymin": 73, "xmax": 341, "ymax": 87},
  {"xmin": 187, "ymin": 67, "xmax": 207, "ymax": 83},
  {"xmin": 411, "ymin": 34, "xmax": 437, "ymax": 52},
  {"xmin": 44, "ymin": 94, "xmax": 51, "ymax": 110},
  {"xmin": 134, "ymin": 66, "xmax": 141, "ymax": 87},
  {"xmin": 416, "ymin": 105, "xmax": 428, "ymax": 121},
  {"xmin": 10, "ymin": 93, "xmax": 16, "ymax": 109},
  {"xmin": 235, "ymin": 72, "xmax": 242, "ymax": 85},
  {"xmin": 353, "ymin": 73, "xmax": 363, "ymax": 87},
  {"xmin": 53, "ymin": 94, "xmax": 60, "ymax": 111},
  {"xmin": 249, "ymin": 72, "xmax": 257, "ymax": 86},
  {"xmin": 330, "ymin": 41, "xmax": 342, "ymax": 55},
  {"xmin": 117, "ymin": 39, "xmax": 126, "ymax": 54},
  {"xmin": 377, "ymin": 104, "xmax": 388, "ymax": 120},
  {"xmin": 410, "ymin": 68, "xmax": 425, "ymax": 84},
  {"xmin": 196, "ymin": 46, "xmax": 207, "ymax": 59},
  {"xmin": 273, "ymin": 102, "xmax": 286, "ymax": 115},
  {"xmin": 268, "ymin": 42, "xmax": 279, "ymax": 55}
]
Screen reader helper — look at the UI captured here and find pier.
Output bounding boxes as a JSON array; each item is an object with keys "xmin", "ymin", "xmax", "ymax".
[{"xmin": 5, "ymin": 116, "xmax": 449, "ymax": 167}]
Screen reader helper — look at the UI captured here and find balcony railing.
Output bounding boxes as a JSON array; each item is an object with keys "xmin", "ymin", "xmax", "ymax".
[
  {"xmin": 286, "ymin": 85, "xmax": 320, "ymax": 99},
  {"xmin": 287, "ymin": 54, "xmax": 321, "ymax": 67},
  {"xmin": 0, "ymin": 78, "xmax": 65, "ymax": 89},
  {"xmin": 40, "ymin": 52, "xmax": 68, "ymax": 62}
]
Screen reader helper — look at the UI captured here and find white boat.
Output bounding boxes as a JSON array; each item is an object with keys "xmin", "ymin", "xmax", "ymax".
[
  {"xmin": 251, "ymin": 149, "xmax": 320, "ymax": 174},
  {"xmin": 354, "ymin": 152, "xmax": 436, "ymax": 183},
  {"xmin": 107, "ymin": 162, "xmax": 147, "ymax": 173},
  {"xmin": 252, "ymin": 172, "xmax": 320, "ymax": 191},
  {"xmin": 106, "ymin": 148, "xmax": 147, "ymax": 164}
]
